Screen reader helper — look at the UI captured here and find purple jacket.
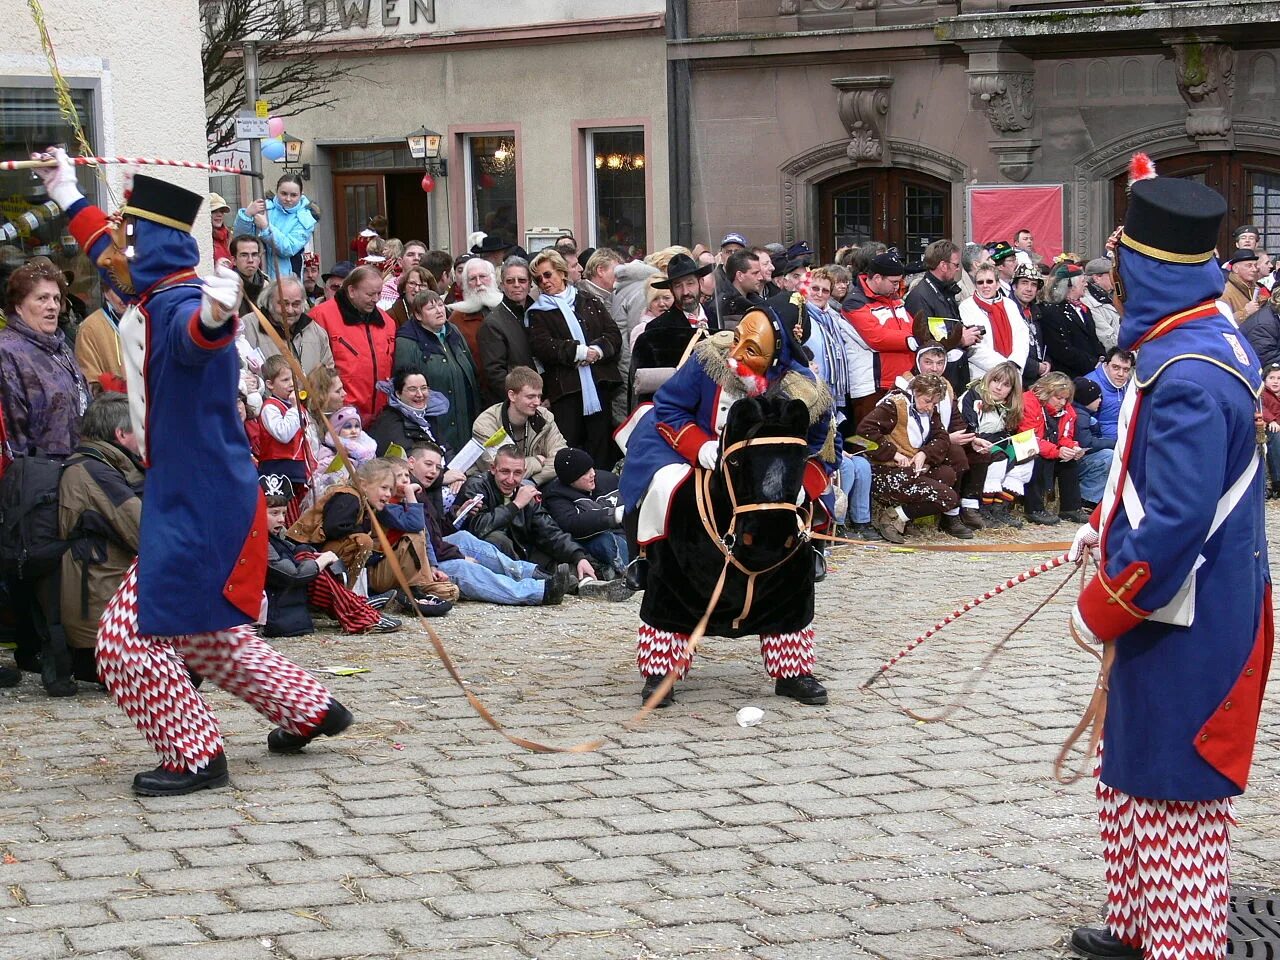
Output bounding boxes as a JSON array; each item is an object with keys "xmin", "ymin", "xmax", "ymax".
[{"xmin": 0, "ymin": 317, "xmax": 89, "ymax": 458}]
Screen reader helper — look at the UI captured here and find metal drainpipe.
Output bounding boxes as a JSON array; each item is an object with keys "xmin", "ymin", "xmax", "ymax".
[{"xmin": 666, "ymin": 0, "xmax": 693, "ymax": 248}]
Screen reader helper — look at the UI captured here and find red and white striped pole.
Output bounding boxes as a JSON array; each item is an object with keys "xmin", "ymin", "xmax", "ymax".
[
  {"xmin": 0, "ymin": 157, "xmax": 262, "ymax": 178},
  {"xmin": 861, "ymin": 552, "xmax": 1073, "ymax": 688}
]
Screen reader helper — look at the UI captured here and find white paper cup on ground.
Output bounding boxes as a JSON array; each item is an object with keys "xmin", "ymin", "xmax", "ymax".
[{"xmin": 736, "ymin": 706, "xmax": 764, "ymax": 727}]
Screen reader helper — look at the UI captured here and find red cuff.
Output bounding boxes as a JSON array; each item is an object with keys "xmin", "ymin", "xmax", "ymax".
[
  {"xmin": 188, "ymin": 308, "xmax": 235, "ymax": 351},
  {"xmin": 1077, "ymin": 560, "xmax": 1152, "ymax": 642},
  {"xmin": 658, "ymin": 421, "xmax": 715, "ymax": 463},
  {"xmin": 67, "ymin": 204, "xmax": 111, "ymax": 254}
]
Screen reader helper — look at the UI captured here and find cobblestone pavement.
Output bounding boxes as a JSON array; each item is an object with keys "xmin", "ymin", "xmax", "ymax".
[{"xmin": 2, "ymin": 515, "xmax": 1279, "ymax": 960}]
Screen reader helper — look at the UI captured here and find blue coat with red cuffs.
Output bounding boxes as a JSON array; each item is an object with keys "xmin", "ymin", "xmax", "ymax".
[
  {"xmin": 618, "ymin": 330, "xmax": 835, "ymax": 513},
  {"xmin": 1077, "ymin": 248, "xmax": 1272, "ymax": 802},
  {"xmin": 66, "ymin": 199, "xmax": 267, "ymax": 637}
]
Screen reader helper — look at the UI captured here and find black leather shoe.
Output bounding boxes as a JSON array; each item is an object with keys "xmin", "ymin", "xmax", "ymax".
[
  {"xmin": 640, "ymin": 674, "xmax": 675, "ymax": 708},
  {"xmin": 775, "ymin": 674, "xmax": 828, "ymax": 705},
  {"xmin": 1025, "ymin": 509, "xmax": 1061, "ymax": 525},
  {"xmin": 543, "ymin": 564, "xmax": 574, "ymax": 606},
  {"xmin": 1060, "ymin": 508, "xmax": 1092, "ymax": 523},
  {"xmin": 43, "ymin": 677, "xmax": 77, "ymax": 697},
  {"xmin": 133, "ymin": 752, "xmax": 229, "ymax": 797},
  {"xmin": 0, "ymin": 666, "xmax": 20, "ymax": 688},
  {"xmin": 852, "ymin": 523, "xmax": 884, "ymax": 542},
  {"xmin": 1069, "ymin": 926, "xmax": 1142, "ymax": 959},
  {"xmin": 267, "ymin": 699, "xmax": 354, "ymax": 754}
]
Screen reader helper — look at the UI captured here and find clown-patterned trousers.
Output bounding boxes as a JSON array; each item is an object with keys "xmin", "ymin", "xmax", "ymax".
[
  {"xmin": 96, "ymin": 561, "xmax": 333, "ymax": 773},
  {"xmin": 636, "ymin": 623, "xmax": 816, "ymax": 679},
  {"xmin": 1098, "ymin": 780, "xmax": 1234, "ymax": 960}
]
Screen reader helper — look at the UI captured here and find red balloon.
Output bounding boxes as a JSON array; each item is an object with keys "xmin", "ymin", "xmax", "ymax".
[{"xmin": 420, "ymin": 173, "xmax": 436, "ymax": 193}]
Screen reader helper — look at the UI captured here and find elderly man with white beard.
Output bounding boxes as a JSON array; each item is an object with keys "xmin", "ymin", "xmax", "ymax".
[{"xmin": 449, "ymin": 257, "xmax": 505, "ymax": 399}]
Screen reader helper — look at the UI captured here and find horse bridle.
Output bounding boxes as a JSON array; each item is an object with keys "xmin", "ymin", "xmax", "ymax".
[{"xmin": 693, "ymin": 433, "xmax": 814, "ymax": 630}]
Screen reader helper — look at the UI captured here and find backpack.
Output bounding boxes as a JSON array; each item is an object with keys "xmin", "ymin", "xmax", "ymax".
[{"xmin": 0, "ymin": 454, "xmax": 74, "ymax": 580}]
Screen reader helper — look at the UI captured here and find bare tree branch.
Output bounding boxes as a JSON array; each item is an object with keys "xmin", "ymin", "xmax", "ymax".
[{"xmin": 201, "ymin": 0, "xmax": 370, "ymax": 155}]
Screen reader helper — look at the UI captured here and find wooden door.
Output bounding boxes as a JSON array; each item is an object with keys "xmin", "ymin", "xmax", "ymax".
[
  {"xmin": 1111, "ymin": 152, "xmax": 1280, "ymax": 254},
  {"xmin": 334, "ymin": 174, "xmax": 385, "ymax": 261},
  {"xmin": 818, "ymin": 170, "xmax": 952, "ymax": 264}
]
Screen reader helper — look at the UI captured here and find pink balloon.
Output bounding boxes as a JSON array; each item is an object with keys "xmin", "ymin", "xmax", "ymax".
[{"xmin": 268, "ymin": 116, "xmax": 285, "ymax": 138}]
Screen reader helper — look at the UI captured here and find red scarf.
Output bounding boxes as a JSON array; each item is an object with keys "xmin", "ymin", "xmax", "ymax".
[{"xmin": 973, "ymin": 295, "xmax": 1013, "ymax": 357}]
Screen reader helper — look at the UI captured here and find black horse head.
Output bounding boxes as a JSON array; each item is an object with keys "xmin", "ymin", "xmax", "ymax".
[{"xmin": 715, "ymin": 395, "xmax": 812, "ymax": 569}]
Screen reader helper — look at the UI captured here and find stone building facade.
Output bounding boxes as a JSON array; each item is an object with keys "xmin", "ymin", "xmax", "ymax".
[{"xmin": 669, "ymin": 0, "xmax": 1280, "ymax": 261}]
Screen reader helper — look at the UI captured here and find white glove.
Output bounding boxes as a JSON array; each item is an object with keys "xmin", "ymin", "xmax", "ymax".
[
  {"xmin": 1068, "ymin": 521, "xmax": 1101, "ymax": 564},
  {"xmin": 200, "ymin": 263, "xmax": 243, "ymax": 329},
  {"xmin": 614, "ymin": 504, "xmax": 625, "ymax": 525},
  {"xmin": 698, "ymin": 441, "xmax": 719, "ymax": 470},
  {"xmin": 33, "ymin": 147, "xmax": 83, "ymax": 210},
  {"xmin": 1071, "ymin": 605, "xmax": 1100, "ymax": 646}
]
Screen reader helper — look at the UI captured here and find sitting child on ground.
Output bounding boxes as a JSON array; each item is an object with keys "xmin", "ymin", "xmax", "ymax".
[
  {"xmin": 262, "ymin": 474, "xmax": 399, "ymax": 637},
  {"xmin": 958, "ymin": 361, "xmax": 1034, "ymax": 529}
]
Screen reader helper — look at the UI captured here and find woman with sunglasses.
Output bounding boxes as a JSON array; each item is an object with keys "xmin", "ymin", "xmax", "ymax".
[
  {"xmin": 960, "ymin": 263, "xmax": 1030, "ymax": 379},
  {"xmin": 525, "ymin": 249, "xmax": 622, "ymax": 468}
]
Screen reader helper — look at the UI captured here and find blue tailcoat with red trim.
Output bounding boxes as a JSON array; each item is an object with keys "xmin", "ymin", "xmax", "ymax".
[
  {"xmin": 67, "ymin": 199, "xmax": 267, "ymax": 636},
  {"xmin": 1077, "ymin": 249, "xmax": 1272, "ymax": 801},
  {"xmin": 619, "ymin": 334, "xmax": 832, "ymax": 513}
]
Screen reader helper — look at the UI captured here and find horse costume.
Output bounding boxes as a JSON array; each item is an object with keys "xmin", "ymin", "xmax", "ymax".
[
  {"xmin": 37, "ymin": 148, "xmax": 352, "ymax": 797},
  {"xmin": 619, "ymin": 309, "xmax": 836, "ymax": 706},
  {"xmin": 1068, "ymin": 159, "xmax": 1272, "ymax": 960}
]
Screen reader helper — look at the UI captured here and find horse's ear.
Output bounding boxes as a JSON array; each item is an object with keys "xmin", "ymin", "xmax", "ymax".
[
  {"xmin": 725, "ymin": 396, "xmax": 764, "ymax": 443},
  {"xmin": 783, "ymin": 399, "xmax": 810, "ymax": 435}
]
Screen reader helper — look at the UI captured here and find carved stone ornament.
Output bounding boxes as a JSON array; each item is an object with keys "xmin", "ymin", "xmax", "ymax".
[
  {"xmin": 1169, "ymin": 40, "xmax": 1235, "ymax": 146},
  {"xmin": 967, "ymin": 71, "xmax": 1035, "ymax": 135},
  {"xmin": 989, "ymin": 139, "xmax": 1039, "ymax": 183},
  {"xmin": 831, "ymin": 76, "xmax": 893, "ymax": 165}
]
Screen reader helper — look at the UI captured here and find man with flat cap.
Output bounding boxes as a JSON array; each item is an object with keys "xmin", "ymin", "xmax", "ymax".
[
  {"xmin": 34, "ymin": 148, "xmax": 352, "ymax": 798},
  {"xmin": 630, "ymin": 252, "xmax": 717, "ymax": 404},
  {"xmin": 1066, "ymin": 155, "xmax": 1271, "ymax": 960}
]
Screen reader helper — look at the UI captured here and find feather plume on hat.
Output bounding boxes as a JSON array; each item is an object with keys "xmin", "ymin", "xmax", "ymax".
[{"xmin": 1127, "ymin": 152, "xmax": 1157, "ymax": 190}]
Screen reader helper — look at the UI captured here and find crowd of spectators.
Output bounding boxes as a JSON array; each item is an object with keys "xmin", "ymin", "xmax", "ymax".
[{"xmin": 1, "ymin": 180, "xmax": 1275, "ymax": 695}]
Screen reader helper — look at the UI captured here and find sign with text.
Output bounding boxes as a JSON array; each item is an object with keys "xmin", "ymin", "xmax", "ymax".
[
  {"xmin": 303, "ymin": 0, "xmax": 435, "ymax": 30},
  {"xmin": 235, "ymin": 115, "xmax": 271, "ymax": 141}
]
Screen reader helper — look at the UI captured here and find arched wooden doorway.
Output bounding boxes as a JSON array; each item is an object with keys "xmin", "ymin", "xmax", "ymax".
[
  {"xmin": 818, "ymin": 169, "xmax": 952, "ymax": 264},
  {"xmin": 1111, "ymin": 151, "xmax": 1280, "ymax": 254}
]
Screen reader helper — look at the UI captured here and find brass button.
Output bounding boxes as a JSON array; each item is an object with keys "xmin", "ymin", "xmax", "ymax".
[
  {"xmin": 1201, "ymin": 733, "xmax": 1209, "ymax": 742},
  {"xmin": 1223, "ymin": 701, "xmax": 1232, "ymax": 711},
  {"xmin": 238, "ymin": 558, "xmax": 245, "ymax": 565},
  {"xmin": 251, "ymin": 530, "xmax": 259, "ymax": 538},
  {"xmin": 1246, "ymin": 668, "xmax": 1256, "ymax": 677}
]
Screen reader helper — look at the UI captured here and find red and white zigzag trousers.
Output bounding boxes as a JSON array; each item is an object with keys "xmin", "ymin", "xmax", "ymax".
[
  {"xmin": 96, "ymin": 562, "xmax": 333, "ymax": 773},
  {"xmin": 636, "ymin": 623, "xmax": 815, "ymax": 679},
  {"xmin": 1098, "ymin": 780, "xmax": 1234, "ymax": 960}
]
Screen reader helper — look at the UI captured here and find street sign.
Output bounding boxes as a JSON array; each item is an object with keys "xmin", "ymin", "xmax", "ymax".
[
  {"xmin": 255, "ymin": 100, "xmax": 269, "ymax": 118},
  {"xmin": 235, "ymin": 115, "xmax": 271, "ymax": 140}
]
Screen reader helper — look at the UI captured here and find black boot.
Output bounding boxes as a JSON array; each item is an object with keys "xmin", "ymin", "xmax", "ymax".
[
  {"xmin": 775, "ymin": 674, "xmax": 828, "ymax": 705},
  {"xmin": 267, "ymin": 699, "xmax": 354, "ymax": 754},
  {"xmin": 0, "ymin": 665, "xmax": 20, "ymax": 688},
  {"xmin": 1069, "ymin": 926, "xmax": 1142, "ymax": 959},
  {"xmin": 851, "ymin": 523, "xmax": 884, "ymax": 542},
  {"xmin": 640, "ymin": 673, "xmax": 675, "ymax": 708},
  {"xmin": 132, "ymin": 752, "xmax": 229, "ymax": 797}
]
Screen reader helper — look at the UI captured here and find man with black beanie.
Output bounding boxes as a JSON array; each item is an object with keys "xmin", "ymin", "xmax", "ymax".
[{"xmin": 542, "ymin": 447, "xmax": 631, "ymax": 584}]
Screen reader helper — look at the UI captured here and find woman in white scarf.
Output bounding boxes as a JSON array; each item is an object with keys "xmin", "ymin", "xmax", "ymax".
[{"xmin": 525, "ymin": 249, "xmax": 623, "ymax": 468}]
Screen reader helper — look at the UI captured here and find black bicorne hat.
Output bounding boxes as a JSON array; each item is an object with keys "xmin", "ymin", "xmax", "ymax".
[
  {"xmin": 471, "ymin": 235, "xmax": 514, "ymax": 255},
  {"xmin": 1121, "ymin": 176, "xmax": 1226, "ymax": 265},
  {"xmin": 122, "ymin": 175, "xmax": 204, "ymax": 234}
]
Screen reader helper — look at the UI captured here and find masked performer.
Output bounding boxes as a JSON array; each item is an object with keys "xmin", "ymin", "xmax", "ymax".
[
  {"xmin": 35, "ymin": 148, "xmax": 352, "ymax": 797},
  {"xmin": 1067, "ymin": 158, "xmax": 1272, "ymax": 960},
  {"xmin": 619, "ymin": 307, "xmax": 836, "ymax": 707}
]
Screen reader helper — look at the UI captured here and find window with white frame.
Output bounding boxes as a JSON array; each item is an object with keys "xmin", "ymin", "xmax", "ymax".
[
  {"xmin": 463, "ymin": 133, "xmax": 518, "ymax": 248},
  {"xmin": 585, "ymin": 128, "xmax": 646, "ymax": 254}
]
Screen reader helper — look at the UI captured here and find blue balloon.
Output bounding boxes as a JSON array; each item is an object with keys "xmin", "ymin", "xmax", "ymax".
[{"xmin": 261, "ymin": 139, "xmax": 286, "ymax": 162}]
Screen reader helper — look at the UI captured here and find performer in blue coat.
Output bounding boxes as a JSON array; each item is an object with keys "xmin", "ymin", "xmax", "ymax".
[
  {"xmin": 1067, "ymin": 157, "xmax": 1272, "ymax": 960},
  {"xmin": 37, "ymin": 148, "xmax": 352, "ymax": 797},
  {"xmin": 618, "ymin": 307, "xmax": 837, "ymax": 707}
]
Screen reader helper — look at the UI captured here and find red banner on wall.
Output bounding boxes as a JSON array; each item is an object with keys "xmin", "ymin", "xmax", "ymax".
[{"xmin": 968, "ymin": 185, "xmax": 1065, "ymax": 261}]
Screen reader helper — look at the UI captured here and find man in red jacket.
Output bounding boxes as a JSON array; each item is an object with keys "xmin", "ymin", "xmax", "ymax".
[
  {"xmin": 309, "ymin": 265, "xmax": 397, "ymax": 425},
  {"xmin": 840, "ymin": 252, "xmax": 918, "ymax": 425}
]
